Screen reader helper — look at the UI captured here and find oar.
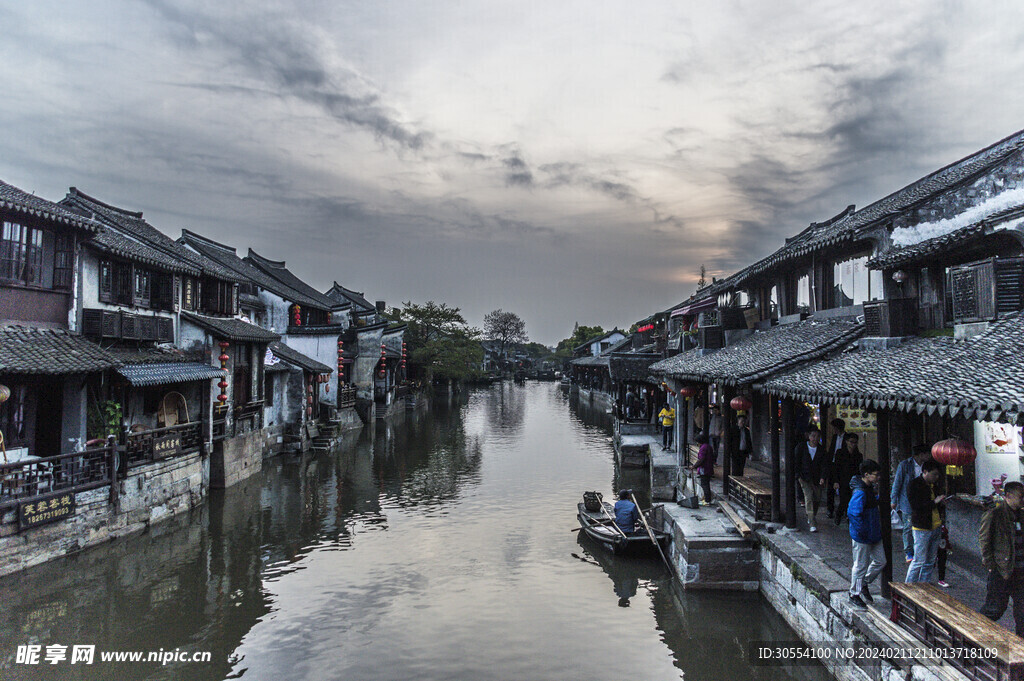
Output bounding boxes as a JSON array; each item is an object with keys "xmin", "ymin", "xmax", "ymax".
[
  {"xmin": 630, "ymin": 492, "xmax": 673, "ymax": 573},
  {"xmin": 598, "ymin": 502, "xmax": 630, "ymax": 545}
]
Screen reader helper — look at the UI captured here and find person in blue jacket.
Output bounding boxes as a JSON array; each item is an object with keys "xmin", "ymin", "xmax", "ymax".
[
  {"xmin": 848, "ymin": 459, "xmax": 886, "ymax": 608},
  {"xmin": 891, "ymin": 445, "xmax": 931, "ymax": 562},
  {"xmin": 614, "ymin": 489, "xmax": 641, "ymax": 535}
]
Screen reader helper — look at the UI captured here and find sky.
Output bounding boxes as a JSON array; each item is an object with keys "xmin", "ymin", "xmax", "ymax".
[{"xmin": 2, "ymin": 1, "xmax": 1024, "ymax": 345}]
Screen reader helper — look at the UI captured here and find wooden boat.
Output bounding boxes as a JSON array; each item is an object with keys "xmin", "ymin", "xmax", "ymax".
[{"xmin": 577, "ymin": 501, "xmax": 671, "ymax": 557}]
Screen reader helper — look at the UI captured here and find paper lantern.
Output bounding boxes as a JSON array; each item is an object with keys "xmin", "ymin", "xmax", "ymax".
[
  {"xmin": 730, "ymin": 395, "xmax": 753, "ymax": 412},
  {"xmin": 0, "ymin": 384, "xmax": 9, "ymax": 405},
  {"xmin": 217, "ymin": 341, "xmax": 230, "ymax": 403},
  {"xmin": 932, "ymin": 438, "xmax": 977, "ymax": 468},
  {"xmin": 678, "ymin": 385, "xmax": 698, "ymax": 399}
]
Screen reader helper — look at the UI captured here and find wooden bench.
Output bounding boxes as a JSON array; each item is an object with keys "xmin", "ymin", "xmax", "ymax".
[
  {"xmin": 890, "ymin": 582, "xmax": 1024, "ymax": 681},
  {"xmin": 729, "ymin": 476, "xmax": 772, "ymax": 521},
  {"xmin": 717, "ymin": 500, "xmax": 751, "ymax": 538}
]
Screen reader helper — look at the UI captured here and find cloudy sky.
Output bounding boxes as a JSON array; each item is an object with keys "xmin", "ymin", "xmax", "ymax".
[{"xmin": 2, "ymin": 1, "xmax": 1024, "ymax": 344}]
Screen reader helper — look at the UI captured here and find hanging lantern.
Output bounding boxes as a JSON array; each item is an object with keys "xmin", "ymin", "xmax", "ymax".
[
  {"xmin": 337, "ymin": 340, "xmax": 345, "ymax": 385},
  {"xmin": 217, "ymin": 341, "xmax": 230, "ymax": 403},
  {"xmin": 678, "ymin": 385, "xmax": 698, "ymax": 399},
  {"xmin": 292, "ymin": 304, "xmax": 302, "ymax": 327},
  {"xmin": 0, "ymin": 384, "xmax": 10, "ymax": 405},
  {"xmin": 932, "ymin": 438, "xmax": 977, "ymax": 473},
  {"xmin": 379, "ymin": 342, "xmax": 387, "ymax": 378},
  {"xmin": 306, "ymin": 406, "xmax": 313, "ymax": 417},
  {"xmin": 730, "ymin": 395, "xmax": 753, "ymax": 414}
]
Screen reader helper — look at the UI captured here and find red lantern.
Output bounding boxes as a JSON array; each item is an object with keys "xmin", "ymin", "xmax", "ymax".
[
  {"xmin": 292, "ymin": 304, "xmax": 302, "ymax": 327},
  {"xmin": 306, "ymin": 406, "xmax": 313, "ymax": 417},
  {"xmin": 932, "ymin": 438, "xmax": 977, "ymax": 468},
  {"xmin": 730, "ymin": 395, "xmax": 753, "ymax": 412},
  {"xmin": 678, "ymin": 385, "xmax": 698, "ymax": 399},
  {"xmin": 217, "ymin": 341, "xmax": 230, "ymax": 403}
]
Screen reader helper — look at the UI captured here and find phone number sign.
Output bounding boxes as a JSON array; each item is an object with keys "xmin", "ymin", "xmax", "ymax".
[{"xmin": 19, "ymin": 492, "xmax": 76, "ymax": 531}]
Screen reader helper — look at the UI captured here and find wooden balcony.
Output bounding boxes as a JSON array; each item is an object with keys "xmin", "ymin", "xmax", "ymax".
[{"xmin": 0, "ymin": 444, "xmax": 115, "ymax": 511}]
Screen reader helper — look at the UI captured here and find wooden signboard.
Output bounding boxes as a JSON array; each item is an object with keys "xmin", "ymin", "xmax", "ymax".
[
  {"xmin": 153, "ymin": 432, "xmax": 182, "ymax": 459},
  {"xmin": 19, "ymin": 492, "xmax": 76, "ymax": 531}
]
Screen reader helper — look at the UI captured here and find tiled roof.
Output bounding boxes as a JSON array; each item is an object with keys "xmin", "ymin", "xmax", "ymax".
[
  {"xmin": 0, "ymin": 180, "xmax": 100, "ymax": 233},
  {"xmin": 107, "ymin": 346, "xmax": 205, "ymax": 364},
  {"xmin": 573, "ymin": 329, "xmax": 625, "ymax": 353},
  {"xmin": 238, "ymin": 293, "xmax": 265, "ymax": 311},
  {"xmin": 573, "ymin": 353, "xmax": 610, "ymax": 368},
  {"xmin": 326, "ymin": 282, "xmax": 374, "ymax": 312},
  {"xmin": 731, "ymin": 128, "xmax": 1024, "ymax": 286},
  {"xmin": 179, "ymin": 230, "xmax": 327, "ymax": 309},
  {"xmin": 246, "ymin": 249, "xmax": 337, "ymax": 310},
  {"xmin": 61, "ymin": 189, "xmax": 243, "ymax": 283},
  {"xmin": 650, "ymin": 318, "xmax": 863, "ymax": 385},
  {"xmin": 118, "ymin": 362, "xmax": 225, "ymax": 386},
  {"xmin": 0, "ymin": 327, "xmax": 120, "ymax": 375},
  {"xmin": 760, "ymin": 313, "xmax": 1024, "ymax": 424},
  {"xmin": 287, "ymin": 324, "xmax": 345, "ymax": 336},
  {"xmin": 868, "ymin": 205, "xmax": 1024, "ymax": 270},
  {"xmin": 609, "ymin": 354, "xmax": 661, "ymax": 382},
  {"xmin": 269, "ymin": 341, "xmax": 332, "ymax": 374},
  {"xmin": 86, "ymin": 228, "xmax": 201, "ymax": 275},
  {"xmin": 180, "ymin": 313, "xmax": 281, "ymax": 343}
]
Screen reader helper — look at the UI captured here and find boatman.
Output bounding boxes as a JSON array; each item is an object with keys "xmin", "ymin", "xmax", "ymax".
[{"xmin": 614, "ymin": 489, "xmax": 641, "ymax": 535}]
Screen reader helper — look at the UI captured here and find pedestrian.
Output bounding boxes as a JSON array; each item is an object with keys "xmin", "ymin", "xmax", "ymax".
[
  {"xmin": 693, "ymin": 399, "xmax": 706, "ymax": 436},
  {"xmin": 729, "ymin": 414, "xmax": 752, "ymax": 477},
  {"xmin": 826, "ymin": 418, "xmax": 848, "ymax": 518},
  {"xmin": 906, "ymin": 459, "xmax": 948, "ymax": 583},
  {"xmin": 892, "ymin": 445, "xmax": 932, "ymax": 564},
  {"xmin": 979, "ymin": 481, "xmax": 1024, "ymax": 634},
  {"xmin": 658, "ymin": 402, "xmax": 676, "ymax": 451},
  {"xmin": 625, "ymin": 387, "xmax": 639, "ymax": 421},
  {"xmin": 708, "ymin": 404, "xmax": 723, "ymax": 462},
  {"xmin": 829, "ymin": 432, "xmax": 863, "ymax": 525},
  {"xmin": 613, "ymin": 489, "xmax": 641, "ymax": 535},
  {"xmin": 689, "ymin": 432, "xmax": 715, "ymax": 504},
  {"xmin": 795, "ymin": 425, "xmax": 826, "ymax": 532},
  {"xmin": 848, "ymin": 459, "xmax": 886, "ymax": 608}
]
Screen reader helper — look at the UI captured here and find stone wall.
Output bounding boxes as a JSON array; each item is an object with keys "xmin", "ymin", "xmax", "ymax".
[
  {"xmin": 210, "ymin": 429, "xmax": 262, "ymax": 489},
  {"xmin": 0, "ymin": 450, "xmax": 207, "ymax": 577}
]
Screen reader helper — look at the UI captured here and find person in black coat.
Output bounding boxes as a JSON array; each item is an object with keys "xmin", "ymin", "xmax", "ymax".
[
  {"xmin": 828, "ymin": 432, "xmax": 863, "ymax": 525},
  {"xmin": 728, "ymin": 414, "xmax": 753, "ymax": 477},
  {"xmin": 794, "ymin": 425, "xmax": 827, "ymax": 532},
  {"xmin": 825, "ymin": 418, "xmax": 847, "ymax": 518}
]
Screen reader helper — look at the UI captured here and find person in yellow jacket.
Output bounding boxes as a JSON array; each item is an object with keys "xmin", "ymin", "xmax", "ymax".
[{"xmin": 658, "ymin": 404, "xmax": 676, "ymax": 451}]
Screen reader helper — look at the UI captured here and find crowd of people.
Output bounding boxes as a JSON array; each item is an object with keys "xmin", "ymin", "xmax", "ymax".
[{"xmin": 675, "ymin": 400, "xmax": 1024, "ymax": 633}]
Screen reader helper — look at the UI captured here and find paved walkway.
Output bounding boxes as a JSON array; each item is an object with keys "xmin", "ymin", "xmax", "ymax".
[{"xmin": 697, "ymin": 463, "xmax": 1017, "ymax": 634}]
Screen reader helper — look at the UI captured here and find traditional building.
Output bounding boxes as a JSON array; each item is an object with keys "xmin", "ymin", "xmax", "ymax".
[{"xmin": 61, "ymin": 188, "xmax": 275, "ymax": 488}]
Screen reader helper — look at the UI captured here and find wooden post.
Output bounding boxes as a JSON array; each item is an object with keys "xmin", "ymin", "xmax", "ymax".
[
  {"xmin": 782, "ymin": 398, "xmax": 797, "ymax": 528},
  {"xmin": 107, "ymin": 434, "xmax": 119, "ymax": 506},
  {"xmin": 878, "ymin": 409, "xmax": 893, "ymax": 599},
  {"xmin": 722, "ymin": 385, "xmax": 735, "ymax": 499},
  {"xmin": 770, "ymin": 395, "xmax": 782, "ymax": 522}
]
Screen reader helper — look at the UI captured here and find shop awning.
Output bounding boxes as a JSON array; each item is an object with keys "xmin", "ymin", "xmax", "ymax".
[
  {"xmin": 118, "ymin": 362, "xmax": 225, "ymax": 386},
  {"xmin": 670, "ymin": 297, "xmax": 717, "ymax": 318}
]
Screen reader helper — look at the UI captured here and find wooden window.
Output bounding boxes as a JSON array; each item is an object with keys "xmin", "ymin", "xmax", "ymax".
[
  {"xmin": 133, "ymin": 268, "xmax": 151, "ymax": 308},
  {"xmin": 113, "ymin": 262, "xmax": 131, "ymax": 305},
  {"xmin": 0, "ymin": 384, "xmax": 28, "ymax": 448},
  {"xmin": 233, "ymin": 343, "xmax": 252, "ymax": 405},
  {"xmin": 1, "ymin": 221, "xmax": 49, "ymax": 286},
  {"xmin": 99, "ymin": 259, "xmax": 114, "ymax": 302},
  {"xmin": 153, "ymin": 273, "xmax": 174, "ymax": 311},
  {"xmin": 53, "ymin": 233, "xmax": 74, "ymax": 290}
]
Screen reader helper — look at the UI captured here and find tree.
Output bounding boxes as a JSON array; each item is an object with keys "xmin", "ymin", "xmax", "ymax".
[
  {"xmin": 483, "ymin": 309, "xmax": 528, "ymax": 369},
  {"xmin": 697, "ymin": 264, "xmax": 707, "ymax": 291},
  {"xmin": 389, "ymin": 301, "xmax": 484, "ymax": 383},
  {"xmin": 555, "ymin": 324, "xmax": 605, "ymax": 356}
]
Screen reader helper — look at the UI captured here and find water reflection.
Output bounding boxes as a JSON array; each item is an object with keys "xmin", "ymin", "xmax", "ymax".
[{"xmin": 0, "ymin": 383, "xmax": 826, "ymax": 681}]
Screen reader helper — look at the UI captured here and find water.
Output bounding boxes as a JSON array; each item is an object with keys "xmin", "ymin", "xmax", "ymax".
[{"xmin": 0, "ymin": 382, "xmax": 828, "ymax": 681}]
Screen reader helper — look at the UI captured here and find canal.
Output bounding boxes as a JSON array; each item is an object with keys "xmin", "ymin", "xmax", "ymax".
[{"xmin": 0, "ymin": 382, "xmax": 828, "ymax": 681}]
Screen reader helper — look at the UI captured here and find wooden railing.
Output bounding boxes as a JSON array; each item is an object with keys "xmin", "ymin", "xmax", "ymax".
[
  {"xmin": 338, "ymin": 385, "xmax": 357, "ymax": 409},
  {"xmin": 124, "ymin": 422, "xmax": 202, "ymax": 468},
  {"xmin": 0, "ymin": 442, "xmax": 116, "ymax": 511},
  {"xmin": 212, "ymin": 404, "xmax": 229, "ymax": 441}
]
